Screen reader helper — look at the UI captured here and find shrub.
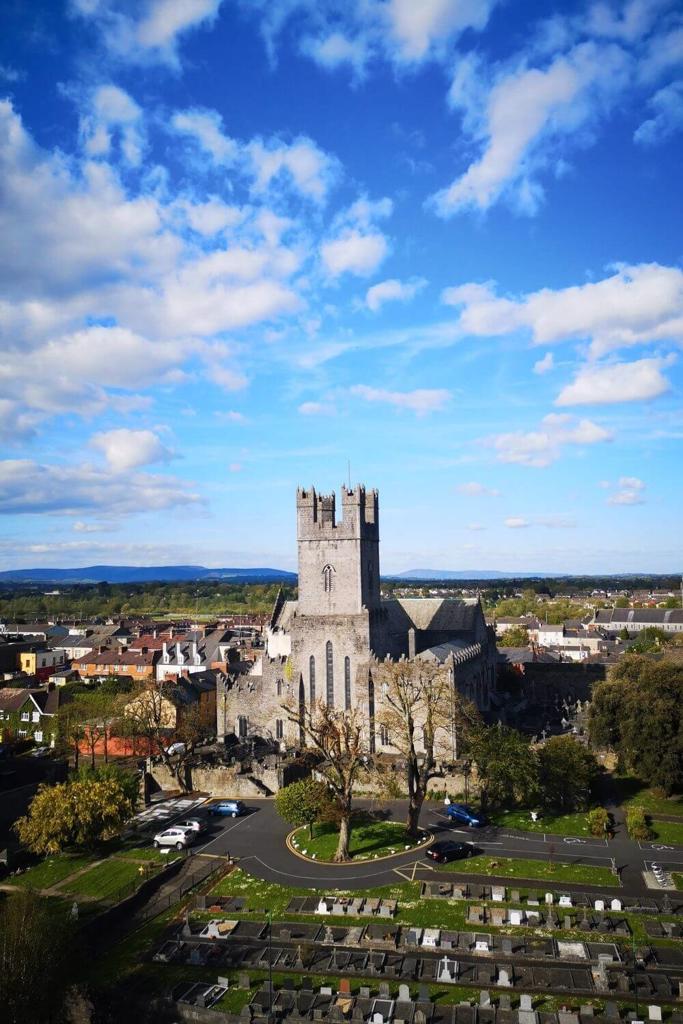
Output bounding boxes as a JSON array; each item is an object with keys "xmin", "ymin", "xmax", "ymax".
[
  {"xmin": 587, "ymin": 806, "xmax": 610, "ymax": 836},
  {"xmin": 626, "ymin": 805, "xmax": 653, "ymax": 841}
]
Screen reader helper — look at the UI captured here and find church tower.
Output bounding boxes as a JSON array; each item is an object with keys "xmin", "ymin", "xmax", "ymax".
[{"xmin": 296, "ymin": 485, "xmax": 381, "ymax": 616}]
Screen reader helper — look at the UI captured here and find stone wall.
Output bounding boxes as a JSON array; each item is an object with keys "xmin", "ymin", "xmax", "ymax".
[{"xmin": 146, "ymin": 760, "xmax": 280, "ymax": 798}]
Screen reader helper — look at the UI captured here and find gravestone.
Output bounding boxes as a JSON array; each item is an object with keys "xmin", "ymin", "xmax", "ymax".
[
  {"xmin": 339, "ymin": 979, "xmax": 351, "ymax": 996},
  {"xmin": 324, "ymin": 926, "xmax": 334, "ymax": 943},
  {"xmin": 238, "ymin": 973, "xmax": 251, "ymax": 989},
  {"xmin": 398, "ymin": 984, "xmax": 410, "ymax": 1002},
  {"xmin": 502, "ymin": 938, "xmax": 513, "ymax": 955},
  {"xmin": 594, "ymin": 900, "xmax": 605, "ymax": 912},
  {"xmin": 546, "ymin": 893, "xmax": 554, "ymax": 905},
  {"xmin": 320, "ymin": 986, "xmax": 333, "ymax": 995},
  {"xmin": 498, "ymin": 968, "xmax": 512, "ymax": 987},
  {"xmin": 415, "ymin": 1013, "xmax": 427, "ymax": 1024},
  {"xmin": 217, "ymin": 977, "xmax": 230, "ymax": 989},
  {"xmin": 558, "ymin": 1012, "xmax": 579, "ymax": 1024},
  {"xmin": 418, "ymin": 985, "xmax": 430, "ymax": 1003},
  {"xmin": 317, "ymin": 899, "xmax": 330, "ymax": 915},
  {"xmin": 604, "ymin": 1003, "xmax": 620, "ymax": 1020},
  {"xmin": 438, "ymin": 956, "xmax": 455, "ymax": 983},
  {"xmin": 360, "ymin": 987, "xmax": 371, "ymax": 998},
  {"xmin": 648, "ymin": 1008, "xmax": 662, "ymax": 1021},
  {"xmin": 479, "ymin": 991, "xmax": 491, "ymax": 1007},
  {"xmin": 564, "ymin": 916, "xmax": 573, "ymax": 930},
  {"xmin": 500, "ymin": 996, "xmax": 512, "ymax": 1011},
  {"xmin": 520, "ymin": 996, "xmax": 533, "ymax": 1012},
  {"xmin": 280, "ymin": 928, "xmax": 291, "ymax": 940},
  {"xmin": 196, "ymin": 893, "xmax": 207, "ymax": 910},
  {"xmin": 580, "ymin": 1006, "xmax": 595, "ymax": 1017},
  {"xmin": 492, "ymin": 887, "xmax": 505, "ymax": 902},
  {"xmin": 510, "ymin": 910, "xmax": 523, "ymax": 926},
  {"xmin": 611, "ymin": 899, "xmax": 622, "ymax": 912},
  {"xmin": 379, "ymin": 982, "xmax": 390, "ymax": 998},
  {"xmin": 475, "ymin": 940, "xmax": 490, "ymax": 952}
]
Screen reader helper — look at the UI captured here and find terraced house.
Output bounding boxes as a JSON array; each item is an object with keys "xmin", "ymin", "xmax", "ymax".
[{"xmin": 0, "ymin": 686, "xmax": 61, "ymax": 746}]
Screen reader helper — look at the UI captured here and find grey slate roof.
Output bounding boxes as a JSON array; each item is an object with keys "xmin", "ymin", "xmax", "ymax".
[
  {"xmin": 384, "ymin": 598, "xmax": 481, "ymax": 633},
  {"xmin": 594, "ymin": 608, "xmax": 683, "ymax": 625}
]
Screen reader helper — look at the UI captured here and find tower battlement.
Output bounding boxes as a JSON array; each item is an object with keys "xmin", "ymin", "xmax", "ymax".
[{"xmin": 297, "ymin": 484, "xmax": 379, "ymax": 539}]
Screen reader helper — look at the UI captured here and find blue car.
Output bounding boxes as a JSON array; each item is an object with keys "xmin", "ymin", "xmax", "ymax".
[
  {"xmin": 445, "ymin": 802, "xmax": 487, "ymax": 827},
  {"xmin": 206, "ymin": 799, "xmax": 246, "ymax": 818}
]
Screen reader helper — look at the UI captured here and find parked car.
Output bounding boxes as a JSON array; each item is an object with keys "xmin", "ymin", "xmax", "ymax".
[
  {"xmin": 206, "ymin": 799, "xmax": 246, "ymax": 818},
  {"xmin": 445, "ymin": 802, "xmax": 487, "ymax": 827},
  {"xmin": 30, "ymin": 746, "xmax": 50, "ymax": 758},
  {"xmin": 176, "ymin": 817, "xmax": 208, "ymax": 834},
  {"xmin": 165, "ymin": 742, "xmax": 186, "ymax": 756},
  {"xmin": 425, "ymin": 840, "xmax": 478, "ymax": 864},
  {"xmin": 153, "ymin": 826, "xmax": 195, "ymax": 850}
]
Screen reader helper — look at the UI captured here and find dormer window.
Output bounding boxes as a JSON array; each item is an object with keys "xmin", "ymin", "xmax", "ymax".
[{"xmin": 322, "ymin": 564, "xmax": 335, "ymax": 593}]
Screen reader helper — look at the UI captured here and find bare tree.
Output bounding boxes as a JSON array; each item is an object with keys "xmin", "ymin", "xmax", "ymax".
[
  {"xmin": 122, "ymin": 682, "xmax": 208, "ymax": 792},
  {"xmin": 282, "ymin": 700, "xmax": 366, "ymax": 862},
  {"xmin": 375, "ymin": 659, "xmax": 480, "ymax": 837}
]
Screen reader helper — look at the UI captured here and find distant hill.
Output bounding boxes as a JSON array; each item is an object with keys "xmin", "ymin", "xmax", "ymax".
[
  {"xmin": 390, "ymin": 569, "xmax": 555, "ymax": 580},
  {"xmin": 0, "ymin": 565, "xmax": 297, "ymax": 585}
]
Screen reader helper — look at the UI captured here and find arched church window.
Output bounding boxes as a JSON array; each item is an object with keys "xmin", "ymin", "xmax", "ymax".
[
  {"xmin": 322, "ymin": 563, "xmax": 335, "ymax": 593},
  {"xmin": 344, "ymin": 656, "xmax": 351, "ymax": 709},
  {"xmin": 309, "ymin": 655, "xmax": 316, "ymax": 704},
  {"xmin": 326, "ymin": 641, "xmax": 334, "ymax": 706},
  {"xmin": 237, "ymin": 715, "xmax": 247, "ymax": 739}
]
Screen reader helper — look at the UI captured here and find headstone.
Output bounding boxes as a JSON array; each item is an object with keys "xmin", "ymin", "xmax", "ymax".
[
  {"xmin": 398, "ymin": 984, "xmax": 410, "ymax": 1002},
  {"xmin": 580, "ymin": 1006, "xmax": 594, "ymax": 1017},
  {"xmin": 662, "ymin": 894, "xmax": 671, "ymax": 914},
  {"xmin": 415, "ymin": 1013, "xmax": 426, "ymax": 1024},
  {"xmin": 594, "ymin": 900, "xmax": 605, "ymax": 912},
  {"xmin": 511, "ymin": 890, "xmax": 521, "ymax": 903},
  {"xmin": 239, "ymin": 973, "xmax": 251, "ymax": 989},
  {"xmin": 492, "ymin": 887, "xmax": 505, "ymax": 902},
  {"xmin": 500, "ymin": 996, "xmax": 512, "ymax": 1011},
  {"xmin": 648, "ymin": 1008, "xmax": 662, "ymax": 1022},
  {"xmin": 475, "ymin": 940, "xmax": 490, "ymax": 952},
  {"xmin": 379, "ymin": 983, "xmax": 390, "ymax": 998},
  {"xmin": 196, "ymin": 893, "xmax": 207, "ymax": 910},
  {"xmin": 559, "ymin": 896, "xmax": 572, "ymax": 907},
  {"xmin": 317, "ymin": 899, "xmax": 330, "ymax": 915},
  {"xmin": 325, "ymin": 926, "xmax": 334, "ymax": 943},
  {"xmin": 520, "ymin": 995, "xmax": 533, "ymax": 1012},
  {"xmin": 320, "ymin": 986, "xmax": 333, "ymax": 996},
  {"xmin": 510, "ymin": 910, "xmax": 523, "ymax": 926},
  {"xmin": 438, "ymin": 956, "xmax": 455, "ymax": 983},
  {"xmin": 360, "ymin": 987, "xmax": 371, "ymax": 998},
  {"xmin": 564, "ymin": 916, "xmax": 572, "ymax": 930},
  {"xmin": 418, "ymin": 985, "xmax": 430, "ymax": 1003},
  {"xmin": 479, "ymin": 991, "xmax": 491, "ymax": 1007},
  {"xmin": 280, "ymin": 928, "xmax": 291, "ymax": 940},
  {"xmin": 610, "ymin": 899, "xmax": 622, "ymax": 912},
  {"xmin": 339, "ymin": 979, "xmax": 351, "ymax": 996},
  {"xmin": 558, "ymin": 1013, "xmax": 579, "ymax": 1024},
  {"xmin": 502, "ymin": 938, "xmax": 513, "ymax": 954},
  {"xmin": 498, "ymin": 968, "xmax": 511, "ymax": 988},
  {"xmin": 545, "ymin": 893, "xmax": 554, "ymax": 905},
  {"xmin": 604, "ymin": 1003, "xmax": 619, "ymax": 1020}
]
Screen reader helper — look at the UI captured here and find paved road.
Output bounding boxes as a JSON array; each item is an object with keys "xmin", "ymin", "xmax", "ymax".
[{"xmin": 146, "ymin": 799, "xmax": 683, "ymax": 895}]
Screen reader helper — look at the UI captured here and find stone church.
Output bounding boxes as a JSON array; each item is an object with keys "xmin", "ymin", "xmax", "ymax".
[{"xmin": 219, "ymin": 484, "xmax": 498, "ymax": 751}]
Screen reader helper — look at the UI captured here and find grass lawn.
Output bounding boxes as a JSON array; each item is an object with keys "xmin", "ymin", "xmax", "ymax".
[
  {"xmin": 291, "ymin": 819, "xmax": 427, "ymax": 861},
  {"xmin": 649, "ymin": 819, "xmax": 683, "ymax": 845},
  {"xmin": 12, "ymin": 852, "xmax": 97, "ymax": 891},
  {"xmin": 673, "ymin": 873, "xmax": 683, "ymax": 891},
  {"xmin": 615, "ymin": 776, "xmax": 683, "ymax": 818},
  {"xmin": 493, "ymin": 809, "xmax": 599, "ymax": 837},
  {"xmin": 115, "ymin": 845, "xmax": 181, "ymax": 863},
  {"xmin": 440, "ymin": 854, "xmax": 617, "ymax": 886},
  {"xmin": 59, "ymin": 857, "xmax": 153, "ymax": 902}
]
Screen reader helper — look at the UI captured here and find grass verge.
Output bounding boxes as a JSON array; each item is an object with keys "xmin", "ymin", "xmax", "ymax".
[
  {"xmin": 492, "ymin": 809, "xmax": 598, "ymax": 837},
  {"xmin": 11, "ymin": 853, "xmax": 97, "ymax": 890},
  {"xmin": 59, "ymin": 858, "xmax": 155, "ymax": 902},
  {"xmin": 440, "ymin": 854, "xmax": 617, "ymax": 886},
  {"xmin": 291, "ymin": 819, "xmax": 426, "ymax": 861}
]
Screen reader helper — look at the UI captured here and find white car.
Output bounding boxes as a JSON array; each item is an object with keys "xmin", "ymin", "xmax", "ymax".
[
  {"xmin": 165, "ymin": 742, "xmax": 186, "ymax": 756},
  {"xmin": 153, "ymin": 826, "xmax": 195, "ymax": 850},
  {"xmin": 176, "ymin": 817, "xmax": 208, "ymax": 835}
]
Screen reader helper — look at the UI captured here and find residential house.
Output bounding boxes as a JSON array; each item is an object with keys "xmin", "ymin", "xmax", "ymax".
[
  {"xmin": 18, "ymin": 647, "xmax": 66, "ymax": 681},
  {"xmin": 71, "ymin": 648, "xmax": 158, "ymax": 681},
  {"xmin": 591, "ymin": 608, "xmax": 683, "ymax": 635},
  {"xmin": 156, "ymin": 629, "xmax": 235, "ymax": 681},
  {"xmin": 0, "ymin": 686, "xmax": 62, "ymax": 746}
]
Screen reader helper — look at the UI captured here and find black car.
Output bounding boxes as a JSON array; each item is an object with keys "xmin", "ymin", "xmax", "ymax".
[{"xmin": 425, "ymin": 840, "xmax": 478, "ymax": 864}]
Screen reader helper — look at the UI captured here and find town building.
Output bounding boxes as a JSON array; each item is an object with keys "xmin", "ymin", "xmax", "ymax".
[{"xmin": 590, "ymin": 608, "xmax": 683, "ymax": 634}]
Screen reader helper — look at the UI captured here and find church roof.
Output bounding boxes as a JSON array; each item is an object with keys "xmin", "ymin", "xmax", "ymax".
[{"xmin": 383, "ymin": 598, "xmax": 481, "ymax": 633}]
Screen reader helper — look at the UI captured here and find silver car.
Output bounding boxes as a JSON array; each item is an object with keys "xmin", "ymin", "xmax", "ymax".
[{"xmin": 153, "ymin": 826, "xmax": 195, "ymax": 850}]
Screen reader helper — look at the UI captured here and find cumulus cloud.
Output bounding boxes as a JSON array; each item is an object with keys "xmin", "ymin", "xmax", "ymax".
[
  {"xmin": 457, "ymin": 481, "xmax": 500, "ymax": 496},
  {"xmin": 300, "ymin": 32, "xmax": 369, "ymax": 78},
  {"xmin": 365, "ymin": 277, "xmax": 426, "ymax": 312},
  {"xmin": 350, "ymin": 384, "xmax": 450, "ymax": 415},
  {"xmin": 443, "ymin": 263, "xmax": 683, "ymax": 357},
  {"xmin": 433, "ymin": 41, "xmax": 630, "ymax": 216},
  {"xmin": 80, "ymin": 84, "xmax": 145, "ymax": 165},
  {"xmin": 606, "ymin": 476, "xmax": 646, "ymax": 505},
  {"xmin": 556, "ymin": 355, "xmax": 675, "ymax": 405},
  {"xmin": 90, "ymin": 428, "xmax": 174, "ymax": 472},
  {"xmin": 70, "ymin": 0, "xmax": 224, "ymax": 68},
  {"xmin": 320, "ymin": 196, "xmax": 392, "ymax": 278},
  {"xmin": 298, "ymin": 401, "xmax": 334, "ymax": 415},
  {"xmin": 247, "ymin": 136, "xmax": 340, "ymax": 203},
  {"xmin": 534, "ymin": 352, "xmax": 555, "ymax": 374},
  {"xmin": 0, "ymin": 459, "xmax": 199, "ymax": 515},
  {"xmin": 488, "ymin": 412, "xmax": 612, "ymax": 467},
  {"xmin": 170, "ymin": 107, "xmax": 238, "ymax": 163},
  {"xmin": 505, "ymin": 516, "xmax": 529, "ymax": 528},
  {"xmin": 634, "ymin": 80, "xmax": 683, "ymax": 145},
  {"xmin": 384, "ymin": 0, "xmax": 497, "ymax": 63}
]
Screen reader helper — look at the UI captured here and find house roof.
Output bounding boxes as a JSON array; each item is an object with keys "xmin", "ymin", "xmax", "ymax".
[
  {"xmin": 384, "ymin": 598, "xmax": 481, "ymax": 634},
  {"xmin": 594, "ymin": 608, "xmax": 683, "ymax": 625},
  {"xmin": 0, "ymin": 687, "xmax": 34, "ymax": 711},
  {"xmin": 73, "ymin": 650, "xmax": 158, "ymax": 667}
]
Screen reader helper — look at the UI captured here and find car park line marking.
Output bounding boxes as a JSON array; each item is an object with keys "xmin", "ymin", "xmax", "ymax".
[
  {"xmin": 248, "ymin": 856, "xmax": 416, "ymax": 885},
  {"xmin": 194, "ymin": 814, "xmax": 252, "ymax": 854}
]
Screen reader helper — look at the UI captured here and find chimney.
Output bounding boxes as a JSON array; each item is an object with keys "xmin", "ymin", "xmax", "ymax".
[
  {"xmin": 191, "ymin": 641, "xmax": 198, "ymax": 663},
  {"xmin": 408, "ymin": 628, "xmax": 416, "ymax": 660},
  {"xmin": 162, "ymin": 641, "xmax": 168, "ymax": 661}
]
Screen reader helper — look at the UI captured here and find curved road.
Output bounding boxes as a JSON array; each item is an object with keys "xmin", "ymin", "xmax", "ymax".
[{"xmin": 160, "ymin": 799, "xmax": 683, "ymax": 895}]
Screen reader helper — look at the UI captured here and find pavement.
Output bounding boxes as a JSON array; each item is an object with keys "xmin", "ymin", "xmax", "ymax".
[{"xmin": 130, "ymin": 797, "xmax": 683, "ymax": 895}]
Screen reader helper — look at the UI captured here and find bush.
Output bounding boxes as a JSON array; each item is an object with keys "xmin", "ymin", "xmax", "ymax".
[
  {"xmin": 587, "ymin": 806, "xmax": 610, "ymax": 836},
  {"xmin": 626, "ymin": 805, "xmax": 653, "ymax": 841}
]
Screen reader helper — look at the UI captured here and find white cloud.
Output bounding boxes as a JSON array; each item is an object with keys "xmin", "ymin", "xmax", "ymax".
[
  {"xmin": 457, "ymin": 481, "xmax": 500, "ymax": 496},
  {"xmin": 384, "ymin": 0, "xmax": 497, "ymax": 62},
  {"xmin": 489, "ymin": 412, "xmax": 612, "ymax": 467},
  {"xmin": 70, "ymin": 0, "xmax": 224, "ymax": 68},
  {"xmin": 183, "ymin": 198, "xmax": 244, "ymax": 236},
  {"xmin": 321, "ymin": 231, "xmax": 388, "ymax": 278},
  {"xmin": 556, "ymin": 355, "xmax": 675, "ymax": 405},
  {"xmin": 247, "ymin": 136, "xmax": 340, "ymax": 203},
  {"xmin": 170, "ymin": 108, "xmax": 237, "ymax": 163},
  {"xmin": 634, "ymin": 80, "xmax": 683, "ymax": 145},
  {"xmin": 505, "ymin": 516, "xmax": 529, "ymax": 528},
  {"xmin": 80, "ymin": 84, "xmax": 144, "ymax": 166},
  {"xmin": 0, "ymin": 459, "xmax": 199, "ymax": 515},
  {"xmin": 365, "ymin": 277, "xmax": 426, "ymax": 312},
  {"xmin": 300, "ymin": 32, "xmax": 369, "ymax": 77},
  {"xmin": 90, "ymin": 428, "xmax": 174, "ymax": 472},
  {"xmin": 298, "ymin": 401, "xmax": 333, "ymax": 416},
  {"xmin": 350, "ymin": 384, "xmax": 450, "ymax": 415},
  {"xmin": 586, "ymin": 0, "xmax": 665, "ymax": 43},
  {"xmin": 466, "ymin": 522, "xmax": 486, "ymax": 530},
  {"xmin": 433, "ymin": 41, "xmax": 630, "ymax": 216},
  {"xmin": 73, "ymin": 521, "xmax": 108, "ymax": 533},
  {"xmin": 443, "ymin": 263, "xmax": 683, "ymax": 357},
  {"xmin": 215, "ymin": 410, "xmax": 248, "ymax": 424},
  {"xmin": 607, "ymin": 476, "xmax": 646, "ymax": 505},
  {"xmin": 534, "ymin": 352, "xmax": 554, "ymax": 374}
]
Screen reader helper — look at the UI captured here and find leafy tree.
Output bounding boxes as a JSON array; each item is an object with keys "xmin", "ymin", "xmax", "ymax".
[
  {"xmin": 537, "ymin": 735, "xmax": 599, "ymax": 812},
  {"xmin": 375, "ymin": 659, "xmax": 480, "ymax": 836},
  {"xmin": 468, "ymin": 724, "xmax": 539, "ymax": 810},
  {"xmin": 614, "ymin": 597, "xmax": 630, "ymax": 608},
  {"xmin": 498, "ymin": 625, "xmax": 530, "ymax": 648},
  {"xmin": 121, "ymin": 683, "xmax": 208, "ymax": 792},
  {"xmin": 14, "ymin": 772, "xmax": 135, "ymax": 854},
  {"xmin": 627, "ymin": 627, "xmax": 673, "ymax": 653},
  {"xmin": 626, "ymin": 805, "xmax": 653, "ymax": 841},
  {"xmin": 282, "ymin": 700, "xmax": 365, "ymax": 861},
  {"xmin": 589, "ymin": 656, "xmax": 683, "ymax": 793},
  {"xmin": 587, "ymin": 807, "xmax": 610, "ymax": 837},
  {"xmin": 275, "ymin": 778, "xmax": 332, "ymax": 839},
  {"xmin": 0, "ymin": 890, "xmax": 75, "ymax": 1024}
]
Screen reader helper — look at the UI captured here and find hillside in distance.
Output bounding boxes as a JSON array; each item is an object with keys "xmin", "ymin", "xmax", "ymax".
[
  {"xmin": 0, "ymin": 565, "xmax": 297, "ymax": 584},
  {"xmin": 391, "ymin": 569, "xmax": 555, "ymax": 580}
]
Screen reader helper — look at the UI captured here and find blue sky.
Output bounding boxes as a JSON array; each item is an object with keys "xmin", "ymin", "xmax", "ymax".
[{"xmin": 0, "ymin": 0, "xmax": 682, "ymax": 574}]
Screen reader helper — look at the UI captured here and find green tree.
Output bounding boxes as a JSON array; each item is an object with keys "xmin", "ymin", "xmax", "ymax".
[
  {"xmin": 626, "ymin": 805, "xmax": 653, "ymax": 841},
  {"xmin": 614, "ymin": 597, "xmax": 630, "ymax": 608},
  {"xmin": 498, "ymin": 625, "xmax": 530, "ymax": 648},
  {"xmin": 275, "ymin": 778, "xmax": 332, "ymax": 839},
  {"xmin": 587, "ymin": 807, "xmax": 610, "ymax": 837},
  {"xmin": 0, "ymin": 890, "xmax": 75, "ymax": 1024},
  {"xmin": 468, "ymin": 724, "xmax": 539, "ymax": 810},
  {"xmin": 14, "ymin": 773, "xmax": 135, "ymax": 855},
  {"xmin": 627, "ymin": 627, "xmax": 673, "ymax": 653},
  {"xmin": 589, "ymin": 656, "xmax": 683, "ymax": 793},
  {"xmin": 537, "ymin": 735, "xmax": 599, "ymax": 812}
]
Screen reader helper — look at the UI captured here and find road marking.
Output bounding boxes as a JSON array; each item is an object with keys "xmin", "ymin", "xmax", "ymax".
[
  {"xmin": 195, "ymin": 814, "xmax": 252, "ymax": 854},
  {"xmin": 248, "ymin": 855, "xmax": 422, "ymax": 885}
]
